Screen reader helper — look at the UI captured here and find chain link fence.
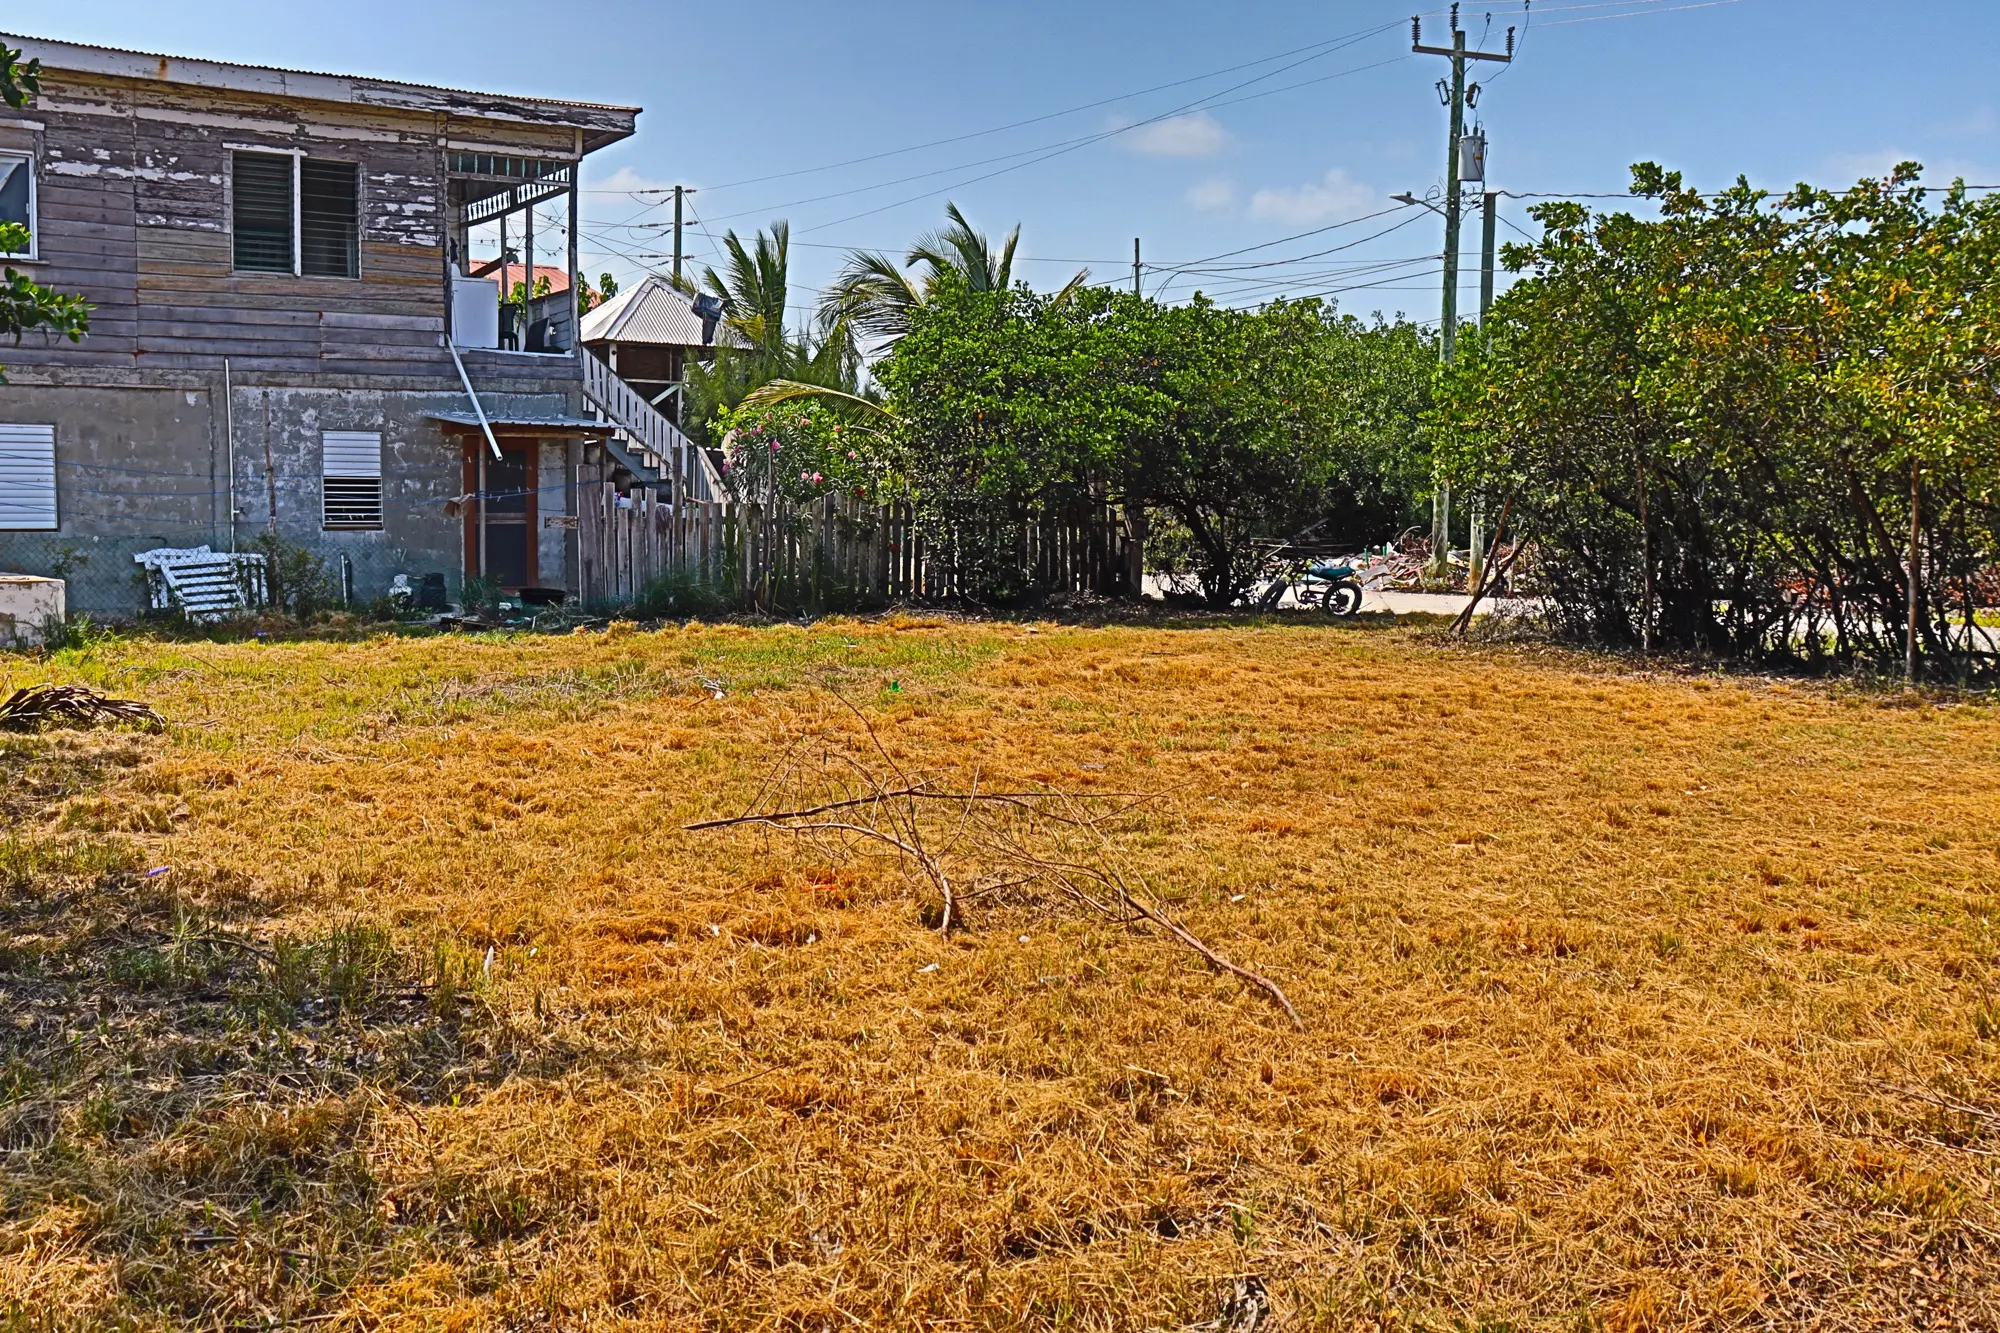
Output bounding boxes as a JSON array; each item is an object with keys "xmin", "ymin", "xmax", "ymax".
[{"xmin": 0, "ymin": 529, "xmax": 471, "ymax": 623}]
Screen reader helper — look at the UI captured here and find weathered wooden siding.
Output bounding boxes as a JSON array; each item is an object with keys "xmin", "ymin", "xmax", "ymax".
[{"xmin": 0, "ymin": 68, "xmax": 574, "ymax": 378}]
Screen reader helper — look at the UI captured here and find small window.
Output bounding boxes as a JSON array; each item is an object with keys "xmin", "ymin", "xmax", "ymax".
[
  {"xmin": 233, "ymin": 151, "xmax": 294, "ymax": 273},
  {"xmin": 232, "ymin": 153, "xmax": 359, "ymax": 278},
  {"xmin": 0, "ymin": 423, "xmax": 58, "ymax": 530},
  {"xmin": 321, "ymin": 431, "xmax": 383, "ymax": 529},
  {"xmin": 0, "ymin": 151, "xmax": 34, "ymax": 259},
  {"xmin": 301, "ymin": 160, "xmax": 358, "ymax": 278}
]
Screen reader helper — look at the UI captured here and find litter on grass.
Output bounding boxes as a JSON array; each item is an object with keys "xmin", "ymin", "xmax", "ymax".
[{"xmin": 0, "ymin": 683, "xmax": 164, "ymax": 733}]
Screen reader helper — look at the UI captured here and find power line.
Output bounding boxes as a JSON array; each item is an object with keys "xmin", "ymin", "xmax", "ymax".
[
  {"xmin": 1145, "ymin": 209, "xmax": 1430, "ymax": 287},
  {"xmin": 791, "ymin": 49, "xmax": 1410, "ymax": 237},
  {"xmin": 1164, "ymin": 213, "xmax": 1432, "ymax": 274},
  {"xmin": 1154, "ymin": 253, "xmax": 1444, "ymax": 295},
  {"xmin": 591, "ymin": 20, "xmax": 1408, "ymax": 199},
  {"xmin": 1538, "ymin": 0, "xmax": 1749, "ymax": 26},
  {"xmin": 1158, "ymin": 256, "xmax": 1447, "ymax": 304},
  {"xmin": 688, "ymin": 34, "xmax": 1403, "ymax": 233}
]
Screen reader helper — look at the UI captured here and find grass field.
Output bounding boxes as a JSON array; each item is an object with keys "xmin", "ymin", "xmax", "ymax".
[{"xmin": 2, "ymin": 616, "xmax": 1997, "ymax": 1331}]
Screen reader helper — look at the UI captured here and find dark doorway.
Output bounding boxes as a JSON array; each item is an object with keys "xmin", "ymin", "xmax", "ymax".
[{"xmin": 464, "ymin": 441, "xmax": 539, "ymax": 590}]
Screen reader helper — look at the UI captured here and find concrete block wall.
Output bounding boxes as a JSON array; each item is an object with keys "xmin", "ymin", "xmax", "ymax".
[{"xmin": 0, "ymin": 376, "xmax": 584, "ymax": 616}]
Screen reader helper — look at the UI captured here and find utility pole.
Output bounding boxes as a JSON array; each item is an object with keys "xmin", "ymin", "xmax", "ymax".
[
  {"xmin": 1133, "ymin": 237, "xmax": 1142, "ymax": 296},
  {"xmin": 1413, "ymin": 5, "xmax": 1512, "ymax": 574},
  {"xmin": 673, "ymin": 185, "xmax": 687, "ymax": 284},
  {"xmin": 1469, "ymin": 189, "xmax": 1500, "ymax": 588}
]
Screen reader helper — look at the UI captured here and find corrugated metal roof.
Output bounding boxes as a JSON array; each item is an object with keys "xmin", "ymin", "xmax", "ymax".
[
  {"xmin": 0, "ymin": 32, "xmax": 640, "ymax": 137},
  {"xmin": 426, "ymin": 412, "xmax": 608, "ymax": 433},
  {"xmin": 579, "ymin": 276, "xmax": 746, "ymax": 350},
  {"xmin": 466, "ymin": 261, "xmax": 572, "ymax": 295}
]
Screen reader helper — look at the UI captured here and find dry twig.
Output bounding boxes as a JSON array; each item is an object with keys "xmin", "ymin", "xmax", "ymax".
[{"xmin": 686, "ymin": 695, "xmax": 1301, "ymax": 1027}]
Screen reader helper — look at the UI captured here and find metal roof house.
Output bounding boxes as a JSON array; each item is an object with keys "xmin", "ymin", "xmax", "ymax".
[
  {"xmin": 0, "ymin": 34, "xmax": 714, "ymax": 612},
  {"xmin": 579, "ymin": 276, "xmax": 746, "ymax": 423}
]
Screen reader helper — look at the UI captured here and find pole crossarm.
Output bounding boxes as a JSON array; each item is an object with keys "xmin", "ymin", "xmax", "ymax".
[{"xmin": 1412, "ymin": 44, "xmax": 1512, "ymax": 62}]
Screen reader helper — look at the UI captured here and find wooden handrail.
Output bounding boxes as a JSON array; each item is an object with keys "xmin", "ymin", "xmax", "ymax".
[{"xmin": 579, "ymin": 352, "xmax": 723, "ymax": 503}]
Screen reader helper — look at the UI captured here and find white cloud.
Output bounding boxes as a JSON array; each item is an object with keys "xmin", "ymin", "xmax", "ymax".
[
  {"xmin": 1248, "ymin": 169, "xmax": 1376, "ymax": 225},
  {"xmin": 590, "ymin": 165, "xmax": 691, "ymax": 198},
  {"xmin": 1821, "ymin": 150, "xmax": 1923, "ymax": 183},
  {"xmin": 1819, "ymin": 152, "xmax": 2000, "ymax": 187},
  {"xmin": 1186, "ymin": 178, "xmax": 1236, "ymax": 212},
  {"xmin": 1121, "ymin": 112, "xmax": 1228, "ymax": 158},
  {"xmin": 1954, "ymin": 105, "xmax": 1999, "ymax": 137}
]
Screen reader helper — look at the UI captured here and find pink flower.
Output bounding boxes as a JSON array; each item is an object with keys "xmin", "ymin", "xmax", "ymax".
[
  {"xmin": 846, "ymin": 450, "xmax": 858, "ymax": 460},
  {"xmin": 812, "ymin": 472, "xmax": 824, "ymax": 484},
  {"xmin": 800, "ymin": 471, "xmax": 811, "ymax": 482},
  {"xmin": 770, "ymin": 440, "xmax": 780, "ymax": 452}
]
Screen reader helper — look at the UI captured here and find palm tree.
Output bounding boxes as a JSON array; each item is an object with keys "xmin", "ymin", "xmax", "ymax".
[
  {"xmin": 676, "ymin": 221, "xmax": 860, "ymax": 442},
  {"xmin": 819, "ymin": 203, "xmax": 1086, "ymax": 346},
  {"xmin": 691, "ymin": 223, "xmax": 795, "ymax": 365}
]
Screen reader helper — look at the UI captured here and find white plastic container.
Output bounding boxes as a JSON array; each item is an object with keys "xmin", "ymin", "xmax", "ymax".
[{"xmin": 0, "ymin": 574, "xmax": 65, "ymax": 647}]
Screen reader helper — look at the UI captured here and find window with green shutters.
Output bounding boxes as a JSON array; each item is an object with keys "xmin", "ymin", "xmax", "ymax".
[
  {"xmin": 301, "ymin": 160, "xmax": 358, "ymax": 278},
  {"xmin": 232, "ymin": 153, "xmax": 360, "ymax": 278},
  {"xmin": 232, "ymin": 152, "xmax": 293, "ymax": 273}
]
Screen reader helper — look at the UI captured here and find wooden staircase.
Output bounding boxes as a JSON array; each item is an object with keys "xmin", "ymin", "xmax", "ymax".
[{"xmin": 579, "ymin": 352, "xmax": 724, "ymax": 503}]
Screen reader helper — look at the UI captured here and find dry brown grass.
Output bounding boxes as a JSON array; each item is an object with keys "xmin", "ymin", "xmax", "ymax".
[{"xmin": 3, "ymin": 617, "xmax": 1998, "ymax": 1331}]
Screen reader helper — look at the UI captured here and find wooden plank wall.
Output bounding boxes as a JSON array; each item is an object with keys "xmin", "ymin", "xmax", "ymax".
[
  {"xmin": 573, "ymin": 446, "xmax": 1132, "ymax": 610},
  {"xmin": 0, "ymin": 69, "xmax": 583, "ymax": 376}
]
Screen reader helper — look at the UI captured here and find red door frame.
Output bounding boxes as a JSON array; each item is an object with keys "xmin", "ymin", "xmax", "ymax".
[{"xmin": 460, "ymin": 435, "xmax": 540, "ymax": 589}]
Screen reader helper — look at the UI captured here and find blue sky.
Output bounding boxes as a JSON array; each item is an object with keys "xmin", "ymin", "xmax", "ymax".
[{"xmin": 8, "ymin": 0, "xmax": 1996, "ymax": 327}]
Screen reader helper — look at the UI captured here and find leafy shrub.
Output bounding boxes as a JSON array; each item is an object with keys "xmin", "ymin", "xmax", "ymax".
[
  {"xmin": 247, "ymin": 533, "xmax": 337, "ymax": 622},
  {"xmin": 716, "ymin": 398, "xmax": 883, "ymax": 508}
]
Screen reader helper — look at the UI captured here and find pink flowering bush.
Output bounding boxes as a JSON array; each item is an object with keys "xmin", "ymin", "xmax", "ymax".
[{"xmin": 717, "ymin": 400, "xmax": 882, "ymax": 507}]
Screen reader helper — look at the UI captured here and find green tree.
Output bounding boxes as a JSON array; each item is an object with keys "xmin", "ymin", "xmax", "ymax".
[
  {"xmin": 869, "ymin": 276, "xmax": 1434, "ymax": 605},
  {"xmin": 676, "ymin": 222, "xmax": 860, "ymax": 444},
  {"xmin": 1431, "ymin": 161, "xmax": 2000, "ymax": 672},
  {"xmin": 576, "ymin": 271, "xmax": 618, "ymax": 314},
  {"xmin": 1125, "ymin": 297, "xmax": 1434, "ymax": 605},
  {"xmin": 821, "ymin": 202, "xmax": 1086, "ymax": 347},
  {"xmin": 0, "ymin": 43, "xmax": 89, "ymax": 380},
  {"xmin": 866, "ymin": 276, "xmax": 1144, "ymax": 599}
]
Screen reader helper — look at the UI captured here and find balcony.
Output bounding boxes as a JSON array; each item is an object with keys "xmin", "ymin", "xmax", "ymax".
[{"xmin": 445, "ymin": 154, "xmax": 578, "ymax": 355}]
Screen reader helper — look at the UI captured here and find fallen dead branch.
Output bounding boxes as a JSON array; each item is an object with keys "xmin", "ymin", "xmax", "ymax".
[
  {"xmin": 0, "ymin": 683, "xmax": 165, "ymax": 733},
  {"xmin": 686, "ymin": 694, "xmax": 1301, "ymax": 1028},
  {"xmin": 1871, "ymin": 1082, "xmax": 2000, "ymax": 1123}
]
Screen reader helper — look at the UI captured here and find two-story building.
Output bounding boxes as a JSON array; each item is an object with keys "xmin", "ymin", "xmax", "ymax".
[{"xmin": 0, "ymin": 34, "xmax": 717, "ymax": 616}]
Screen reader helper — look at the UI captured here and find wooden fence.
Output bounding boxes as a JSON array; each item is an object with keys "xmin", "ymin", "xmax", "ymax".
[{"xmin": 575, "ymin": 448, "xmax": 1135, "ymax": 609}]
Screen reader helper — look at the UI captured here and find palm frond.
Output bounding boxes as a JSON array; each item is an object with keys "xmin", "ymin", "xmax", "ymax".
[
  {"xmin": 994, "ymin": 223, "xmax": 1021, "ymax": 291},
  {"xmin": 822, "ymin": 250, "xmax": 924, "ymax": 344},
  {"xmin": 1048, "ymin": 270, "xmax": 1093, "ymax": 308},
  {"xmin": 740, "ymin": 379, "xmax": 900, "ymax": 423}
]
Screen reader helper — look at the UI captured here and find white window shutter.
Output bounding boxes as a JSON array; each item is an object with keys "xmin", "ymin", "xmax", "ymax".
[
  {"xmin": 321, "ymin": 430, "xmax": 383, "ymax": 529},
  {"xmin": 0, "ymin": 424, "xmax": 57, "ymax": 530}
]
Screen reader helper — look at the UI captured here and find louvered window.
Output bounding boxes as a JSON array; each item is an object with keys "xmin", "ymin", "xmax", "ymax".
[
  {"xmin": 0, "ymin": 152, "xmax": 34, "ymax": 259},
  {"xmin": 322, "ymin": 431, "xmax": 383, "ymax": 529},
  {"xmin": 233, "ymin": 154, "xmax": 359, "ymax": 277},
  {"xmin": 0, "ymin": 424, "xmax": 57, "ymax": 530},
  {"xmin": 232, "ymin": 152, "xmax": 294, "ymax": 273},
  {"xmin": 301, "ymin": 160, "xmax": 358, "ymax": 278}
]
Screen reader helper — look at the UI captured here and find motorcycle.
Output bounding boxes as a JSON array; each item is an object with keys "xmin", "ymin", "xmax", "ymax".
[
  {"xmin": 1252, "ymin": 555, "xmax": 1366, "ymax": 617},
  {"xmin": 1295, "ymin": 560, "xmax": 1366, "ymax": 616}
]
